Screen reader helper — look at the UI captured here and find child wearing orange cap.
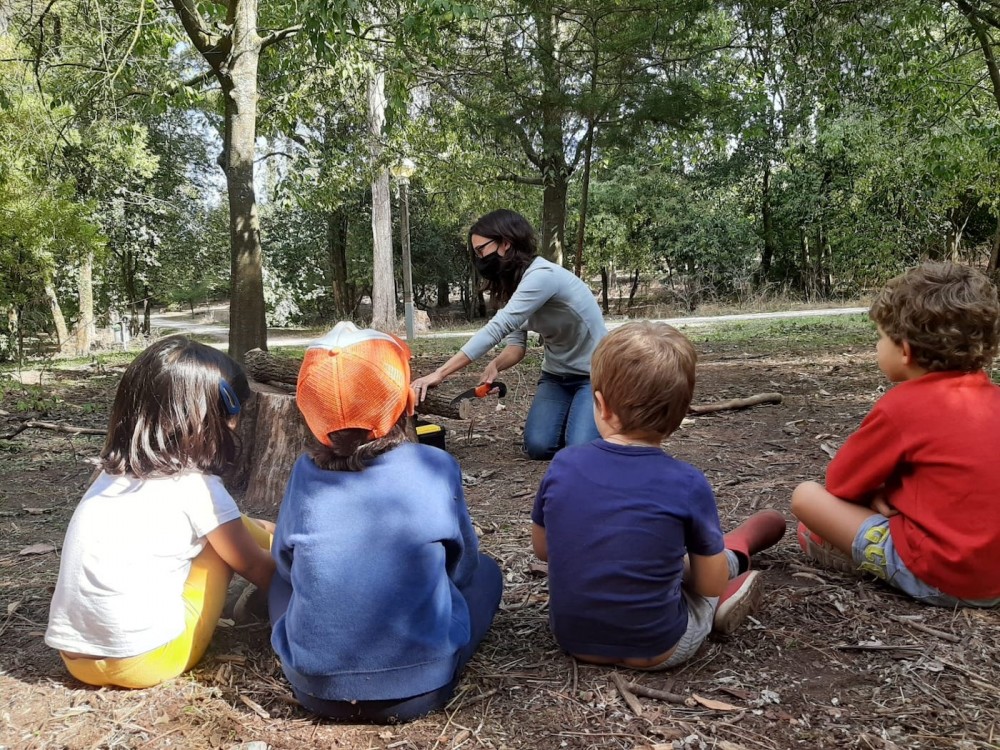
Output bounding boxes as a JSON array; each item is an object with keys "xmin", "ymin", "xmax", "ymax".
[{"xmin": 268, "ymin": 322, "xmax": 503, "ymax": 723}]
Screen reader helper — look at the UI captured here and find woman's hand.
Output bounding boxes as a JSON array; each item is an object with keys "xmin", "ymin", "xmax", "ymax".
[
  {"xmin": 479, "ymin": 359, "xmax": 500, "ymax": 386},
  {"xmin": 411, "ymin": 370, "xmax": 447, "ymax": 403}
]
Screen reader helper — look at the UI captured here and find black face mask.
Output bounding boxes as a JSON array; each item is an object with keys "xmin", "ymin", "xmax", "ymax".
[{"xmin": 473, "ymin": 251, "xmax": 504, "ymax": 281}]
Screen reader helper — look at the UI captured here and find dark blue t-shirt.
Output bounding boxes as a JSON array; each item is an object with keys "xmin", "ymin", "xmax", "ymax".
[{"xmin": 532, "ymin": 439, "xmax": 725, "ymax": 658}]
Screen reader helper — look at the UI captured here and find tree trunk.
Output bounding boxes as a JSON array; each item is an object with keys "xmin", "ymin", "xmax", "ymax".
[
  {"xmin": 798, "ymin": 228, "xmax": 809, "ymax": 296},
  {"xmin": 367, "ymin": 70, "xmax": 396, "ymax": 332},
  {"xmin": 600, "ymin": 265, "xmax": 609, "ymax": 314},
  {"xmin": 221, "ymin": 2, "xmax": 267, "ymax": 362},
  {"xmin": 760, "ymin": 162, "xmax": 774, "ymax": 281},
  {"xmin": 945, "ymin": 208, "xmax": 968, "ymax": 263},
  {"xmin": 536, "ymin": 11, "xmax": 568, "ymax": 266},
  {"xmin": 573, "ymin": 120, "xmax": 595, "ymax": 277},
  {"xmin": 44, "ymin": 283, "xmax": 71, "ymax": 353},
  {"xmin": 960, "ymin": 0, "xmax": 1000, "ymax": 115},
  {"xmin": 328, "ymin": 206, "xmax": 351, "ymax": 318},
  {"xmin": 170, "ymin": 0, "xmax": 274, "ymax": 363},
  {"xmin": 627, "ymin": 268, "xmax": 640, "ymax": 309},
  {"xmin": 435, "ymin": 280, "xmax": 450, "ymax": 308},
  {"xmin": 76, "ymin": 249, "xmax": 94, "ymax": 355},
  {"xmin": 988, "ymin": 215, "xmax": 1000, "ymax": 280},
  {"xmin": 540, "ymin": 173, "xmax": 567, "ymax": 265}
]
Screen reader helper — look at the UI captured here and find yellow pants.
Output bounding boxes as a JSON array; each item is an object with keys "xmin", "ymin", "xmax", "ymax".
[{"xmin": 61, "ymin": 516, "xmax": 271, "ymax": 689}]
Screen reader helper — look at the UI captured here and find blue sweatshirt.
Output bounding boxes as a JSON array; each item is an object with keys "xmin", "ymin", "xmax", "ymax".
[
  {"xmin": 460, "ymin": 257, "xmax": 607, "ymax": 376},
  {"xmin": 269, "ymin": 443, "xmax": 481, "ymax": 701}
]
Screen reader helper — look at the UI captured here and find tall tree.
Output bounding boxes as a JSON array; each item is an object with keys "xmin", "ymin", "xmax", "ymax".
[
  {"xmin": 169, "ymin": 0, "xmax": 300, "ymax": 359},
  {"xmin": 423, "ymin": 0, "xmax": 728, "ymax": 262}
]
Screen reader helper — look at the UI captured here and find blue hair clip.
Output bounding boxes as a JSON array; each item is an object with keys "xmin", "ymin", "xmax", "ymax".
[{"xmin": 219, "ymin": 380, "xmax": 241, "ymax": 416}]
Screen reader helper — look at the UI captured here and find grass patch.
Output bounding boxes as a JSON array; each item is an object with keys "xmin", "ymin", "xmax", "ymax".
[{"xmin": 687, "ymin": 313, "xmax": 876, "ymax": 350}]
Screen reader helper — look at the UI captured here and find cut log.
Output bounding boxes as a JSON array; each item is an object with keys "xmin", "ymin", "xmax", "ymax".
[
  {"xmin": 416, "ymin": 389, "xmax": 472, "ymax": 420},
  {"xmin": 688, "ymin": 392, "xmax": 782, "ymax": 415},
  {"xmin": 241, "ymin": 349, "xmax": 478, "ymax": 420},
  {"xmin": 244, "ymin": 348, "xmax": 300, "ymax": 386}
]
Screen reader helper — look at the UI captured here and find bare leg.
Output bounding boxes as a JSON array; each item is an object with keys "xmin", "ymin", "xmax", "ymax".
[{"xmin": 790, "ymin": 481, "xmax": 879, "ymax": 555}]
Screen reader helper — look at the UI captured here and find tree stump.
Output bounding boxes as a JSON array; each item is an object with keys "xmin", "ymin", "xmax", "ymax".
[
  {"xmin": 227, "ymin": 382, "xmax": 311, "ymax": 515},
  {"xmin": 228, "ymin": 351, "xmax": 471, "ymax": 515}
]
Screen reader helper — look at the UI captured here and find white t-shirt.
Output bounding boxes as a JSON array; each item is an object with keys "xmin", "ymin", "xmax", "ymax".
[{"xmin": 45, "ymin": 471, "xmax": 242, "ymax": 657}]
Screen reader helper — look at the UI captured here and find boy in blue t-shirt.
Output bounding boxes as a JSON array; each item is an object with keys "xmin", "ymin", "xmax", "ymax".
[{"xmin": 532, "ymin": 322, "xmax": 786, "ymax": 669}]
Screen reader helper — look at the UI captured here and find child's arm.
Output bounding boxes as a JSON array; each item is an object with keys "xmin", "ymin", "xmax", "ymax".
[
  {"xmin": 687, "ymin": 551, "xmax": 729, "ymax": 598},
  {"xmin": 206, "ymin": 519, "xmax": 275, "ymax": 591},
  {"xmin": 532, "ymin": 523, "xmax": 548, "ymax": 561},
  {"xmin": 826, "ymin": 405, "xmax": 904, "ymax": 502}
]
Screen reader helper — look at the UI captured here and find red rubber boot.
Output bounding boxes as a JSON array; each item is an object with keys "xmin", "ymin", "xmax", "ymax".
[{"xmin": 722, "ymin": 509, "xmax": 787, "ymax": 573}]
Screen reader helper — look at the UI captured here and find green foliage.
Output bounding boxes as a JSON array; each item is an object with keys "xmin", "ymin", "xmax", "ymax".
[{"xmin": 6, "ymin": 0, "xmax": 1000, "ymax": 349}]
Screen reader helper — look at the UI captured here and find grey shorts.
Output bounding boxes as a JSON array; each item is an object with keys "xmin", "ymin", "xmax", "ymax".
[
  {"xmin": 853, "ymin": 515, "xmax": 1000, "ymax": 608},
  {"xmin": 635, "ymin": 550, "xmax": 740, "ymax": 671}
]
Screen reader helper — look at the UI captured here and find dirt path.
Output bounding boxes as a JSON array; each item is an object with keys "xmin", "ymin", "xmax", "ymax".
[
  {"xmin": 148, "ymin": 305, "xmax": 869, "ymax": 348},
  {"xmin": 4, "ymin": 332, "xmax": 994, "ymax": 750}
]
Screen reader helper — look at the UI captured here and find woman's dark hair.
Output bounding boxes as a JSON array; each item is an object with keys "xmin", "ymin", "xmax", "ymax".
[
  {"xmin": 100, "ymin": 336, "xmax": 251, "ymax": 478},
  {"xmin": 306, "ymin": 415, "xmax": 410, "ymax": 472},
  {"xmin": 468, "ymin": 209, "xmax": 539, "ymax": 305}
]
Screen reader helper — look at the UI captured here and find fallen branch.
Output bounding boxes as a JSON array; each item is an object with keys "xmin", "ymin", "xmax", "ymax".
[
  {"xmin": 688, "ymin": 392, "xmax": 782, "ymax": 415},
  {"xmin": 888, "ymin": 615, "xmax": 961, "ymax": 644},
  {"xmin": 623, "ymin": 679, "xmax": 688, "ymax": 705},
  {"xmin": 2, "ymin": 420, "xmax": 106, "ymax": 440},
  {"xmin": 611, "ymin": 673, "xmax": 644, "ymax": 716}
]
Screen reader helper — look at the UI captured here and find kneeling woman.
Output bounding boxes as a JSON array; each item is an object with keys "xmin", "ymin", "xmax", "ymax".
[{"xmin": 411, "ymin": 209, "xmax": 607, "ymax": 460}]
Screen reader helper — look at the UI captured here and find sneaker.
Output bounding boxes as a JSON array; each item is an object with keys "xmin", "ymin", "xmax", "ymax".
[
  {"xmin": 797, "ymin": 522, "xmax": 856, "ymax": 574},
  {"xmin": 713, "ymin": 571, "xmax": 762, "ymax": 635},
  {"xmin": 233, "ymin": 584, "xmax": 269, "ymax": 624}
]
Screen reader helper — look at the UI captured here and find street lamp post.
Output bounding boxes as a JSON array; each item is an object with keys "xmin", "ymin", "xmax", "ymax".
[{"xmin": 392, "ymin": 159, "xmax": 416, "ymax": 341}]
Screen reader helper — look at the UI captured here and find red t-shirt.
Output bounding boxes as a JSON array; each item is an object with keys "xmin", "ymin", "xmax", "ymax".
[{"xmin": 827, "ymin": 370, "xmax": 1000, "ymax": 600}]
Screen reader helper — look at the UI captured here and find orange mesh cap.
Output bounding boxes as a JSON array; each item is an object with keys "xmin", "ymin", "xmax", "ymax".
[{"xmin": 296, "ymin": 322, "xmax": 415, "ymax": 446}]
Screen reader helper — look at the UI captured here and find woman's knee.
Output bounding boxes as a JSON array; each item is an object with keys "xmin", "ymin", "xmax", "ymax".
[{"xmin": 523, "ymin": 434, "xmax": 557, "ymax": 460}]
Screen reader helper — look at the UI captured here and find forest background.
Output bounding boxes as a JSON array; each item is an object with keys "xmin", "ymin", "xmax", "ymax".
[{"xmin": 2, "ymin": 0, "xmax": 1000, "ymax": 363}]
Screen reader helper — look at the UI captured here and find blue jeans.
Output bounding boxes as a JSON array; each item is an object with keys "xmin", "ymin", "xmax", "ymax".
[
  {"xmin": 290, "ymin": 554, "xmax": 503, "ymax": 723},
  {"xmin": 523, "ymin": 372, "xmax": 600, "ymax": 460},
  {"xmin": 853, "ymin": 515, "xmax": 1000, "ymax": 608}
]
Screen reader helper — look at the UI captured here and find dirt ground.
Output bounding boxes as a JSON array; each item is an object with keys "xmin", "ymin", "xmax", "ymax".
[{"xmin": 1, "ymin": 335, "xmax": 998, "ymax": 750}]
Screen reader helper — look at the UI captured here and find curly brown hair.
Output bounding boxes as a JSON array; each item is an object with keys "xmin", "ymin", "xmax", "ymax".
[
  {"xmin": 590, "ymin": 321, "xmax": 697, "ymax": 440},
  {"xmin": 869, "ymin": 262, "xmax": 1000, "ymax": 373}
]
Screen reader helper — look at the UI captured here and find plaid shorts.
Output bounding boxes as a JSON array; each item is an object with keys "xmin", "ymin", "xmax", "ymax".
[{"xmin": 852, "ymin": 515, "xmax": 1000, "ymax": 608}]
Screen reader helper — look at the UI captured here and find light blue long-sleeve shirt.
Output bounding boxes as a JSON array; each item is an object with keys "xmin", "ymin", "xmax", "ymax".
[{"xmin": 460, "ymin": 257, "xmax": 607, "ymax": 376}]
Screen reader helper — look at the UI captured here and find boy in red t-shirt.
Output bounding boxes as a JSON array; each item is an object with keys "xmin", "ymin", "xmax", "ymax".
[{"xmin": 791, "ymin": 262, "xmax": 1000, "ymax": 606}]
